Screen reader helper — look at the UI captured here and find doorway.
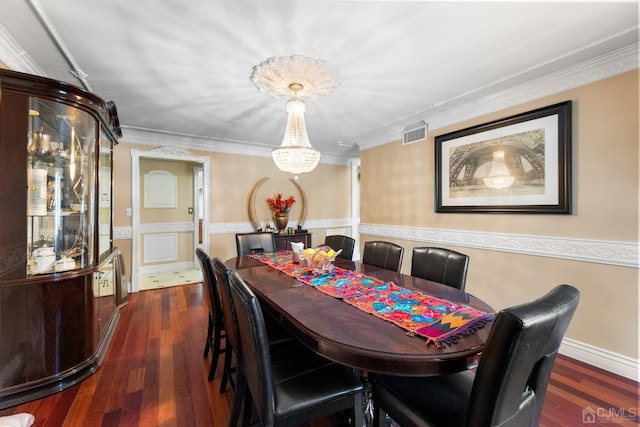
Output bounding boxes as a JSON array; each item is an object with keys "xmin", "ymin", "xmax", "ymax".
[{"xmin": 130, "ymin": 146, "xmax": 210, "ymax": 292}]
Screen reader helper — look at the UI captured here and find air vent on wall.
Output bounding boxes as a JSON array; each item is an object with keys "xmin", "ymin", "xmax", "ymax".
[{"xmin": 402, "ymin": 121, "xmax": 428, "ymax": 145}]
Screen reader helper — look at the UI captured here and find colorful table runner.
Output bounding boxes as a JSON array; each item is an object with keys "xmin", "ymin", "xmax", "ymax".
[{"xmin": 250, "ymin": 251, "xmax": 494, "ymax": 347}]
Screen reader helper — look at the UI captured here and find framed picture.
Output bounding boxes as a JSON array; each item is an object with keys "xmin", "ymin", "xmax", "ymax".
[{"xmin": 435, "ymin": 101, "xmax": 572, "ymax": 214}]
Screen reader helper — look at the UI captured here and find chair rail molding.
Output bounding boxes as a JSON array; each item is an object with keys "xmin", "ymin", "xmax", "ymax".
[
  {"xmin": 209, "ymin": 218, "xmax": 356, "ymax": 236},
  {"xmin": 358, "ymin": 223, "xmax": 639, "ymax": 269}
]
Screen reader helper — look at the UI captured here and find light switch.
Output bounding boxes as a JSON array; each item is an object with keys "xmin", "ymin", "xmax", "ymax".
[
  {"xmin": 188, "ymin": 207, "xmax": 194, "ymax": 214},
  {"xmin": 126, "ymin": 208, "xmax": 132, "ymax": 216}
]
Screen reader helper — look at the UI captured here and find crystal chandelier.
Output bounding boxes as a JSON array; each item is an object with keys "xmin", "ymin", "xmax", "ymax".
[{"xmin": 251, "ymin": 55, "xmax": 337, "ymax": 176}]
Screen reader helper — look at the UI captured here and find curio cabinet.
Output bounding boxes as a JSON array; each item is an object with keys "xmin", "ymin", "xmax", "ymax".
[{"xmin": 0, "ymin": 69, "xmax": 124, "ymax": 408}]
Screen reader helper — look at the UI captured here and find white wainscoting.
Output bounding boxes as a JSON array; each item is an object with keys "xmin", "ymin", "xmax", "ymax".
[{"xmin": 143, "ymin": 233, "xmax": 177, "ymax": 264}]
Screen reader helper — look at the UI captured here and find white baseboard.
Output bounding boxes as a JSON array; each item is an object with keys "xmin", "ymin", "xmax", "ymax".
[{"xmin": 560, "ymin": 338, "xmax": 639, "ymax": 381}]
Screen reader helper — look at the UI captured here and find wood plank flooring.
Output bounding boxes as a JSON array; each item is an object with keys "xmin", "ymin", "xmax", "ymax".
[{"xmin": 1, "ymin": 283, "xmax": 638, "ymax": 426}]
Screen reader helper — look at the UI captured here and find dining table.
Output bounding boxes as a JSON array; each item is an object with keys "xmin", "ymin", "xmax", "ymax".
[
  {"xmin": 226, "ymin": 254, "xmax": 495, "ymax": 377},
  {"xmin": 227, "ymin": 253, "xmax": 495, "ymax": 426}
]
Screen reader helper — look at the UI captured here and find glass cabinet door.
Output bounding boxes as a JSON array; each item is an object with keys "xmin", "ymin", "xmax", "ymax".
[
  {"xmin": 98, "ymin": 128, "xmax": 112, "ymax": 261},
  {"xmin": 26, "ymin": 97, "xmax": 96, "ymax": 275}
]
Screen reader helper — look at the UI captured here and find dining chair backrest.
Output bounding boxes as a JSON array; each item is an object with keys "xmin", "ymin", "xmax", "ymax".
[
  {"xmin": 228, "ymin": 271, "xmax": 364, "ymax": 427},
  {"xmin": 410, "ymin": 247, "xmax": 470, "ymax": 291},
  {"xmin": 195, "ymin": 248, "xmax": 226, "ymax": 380},
  {"xmin": 362, "ymin": 241, "xmax": 404, "ymax": 272},
  {"xmin": 468, "ymin": 284, "xmax": 580, "ymax": 426},
  {"xmin": 323, "ymin": 234, "xmax": 356, "ymax": 260},
  {"xmin": 195, "ymin": 248, "xmax": 222, "ymax": 329},
  {"xmin": 235, "ymin": 232, "xmax": 276, "ymax": 256},
  {"xmin": 212, "ymin": 256, "xmax": 246, "ymax": 426},
  {"xmin": 228, "ymin": 271, "xmax": 275, "ymax": 425},
  {"xmin": 372, "ymin": 284, "xmax": 580, "ymax": 427},
  {"xmin": 212, "ymin": 257, "xmax": 238, "ymax": 355}
]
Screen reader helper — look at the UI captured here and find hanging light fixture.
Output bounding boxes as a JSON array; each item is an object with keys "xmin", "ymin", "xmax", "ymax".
[
  {"xmin": 483, "ymin": 150, "xmax": 515, "ymax": 189},
  {"xmin": 251, "ymin": 55, "xmax": 337, "ymax": 176}
]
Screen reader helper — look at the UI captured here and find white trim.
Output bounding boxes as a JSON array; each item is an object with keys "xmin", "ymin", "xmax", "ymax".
[
  {"xmin": 139, "ymin": 222, "xmax": 194, "ymax": 234},
  {"xmin": 208, "ymin": 218, "xmax": 356, "ymax": 235},
  {"xmin": 359, "ymin": 223, "xmax": 639, "ymax": 269},
  {"xmin": 560, "ymin": 338, "xmax": 639, "ymax": 382},
  {"xmin": 142, "ymin": 233, "xmax": 177, "ymax": 263},
  {"xmin": 131, "ymin": 147, "xmax": 210, "ymax": 292},
  {"xmin": 357, "ymin": 42, "xmax": 640, "ymax": 151},
  {"xmin": 120, "ymin": 127, "xmax": 348, "ymax": 166},
  {"xmin": 139, "ymin": 261, "xmax": 194, "ymax": 276},
  {"xmin": 117, "ymin": 222, "xmax": 637, "ymax": 269},
  {"xmin": 0, "ymin": 25, "xmax": 45, "ymax": 75},
  {"xmin": 350, "ymin": 158, "xmax": 361, "ymax": 260},
  {"xmin": 113, "ymin": 226, "xmax": 131, "ymax": 239}
]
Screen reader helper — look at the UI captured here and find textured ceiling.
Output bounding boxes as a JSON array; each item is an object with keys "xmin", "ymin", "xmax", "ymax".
[{"xmin": 0, "ymin": 0, "xmax": 638, "ymax": 161}]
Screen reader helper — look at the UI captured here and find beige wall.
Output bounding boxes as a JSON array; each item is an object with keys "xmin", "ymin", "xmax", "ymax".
[
  {"xmin": 112, "ymin": 144, "xmax": 352, "ymax": 275},
  {"xmin": 360, "ymin": 70, "xmax": 639, "ymax": 359}
]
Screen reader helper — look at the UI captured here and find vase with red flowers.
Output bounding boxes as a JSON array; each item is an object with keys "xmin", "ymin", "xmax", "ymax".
[{"xmin": 267, "ymin": 193, "xmax": 295, "ymax": 233}]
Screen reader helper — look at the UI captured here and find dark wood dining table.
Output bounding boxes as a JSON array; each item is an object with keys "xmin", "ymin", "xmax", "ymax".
[{"xmin": 226, "ymin": 255, "xmax": 495, "ymax": 377}]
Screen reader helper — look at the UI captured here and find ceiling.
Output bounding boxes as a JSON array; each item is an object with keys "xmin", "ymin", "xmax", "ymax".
[{"xmin": 0, "ymin": 0, "xmax": 638, "ymax": 162}]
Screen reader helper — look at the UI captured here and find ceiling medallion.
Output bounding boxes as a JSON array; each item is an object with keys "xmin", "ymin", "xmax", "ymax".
[
  {"xmin": 251, "ymin": 55, "xmax": 338, "ymax": 176},
  {"xmin": 251, "ymin": 55, "xmax": 338, "ymax": 101}
]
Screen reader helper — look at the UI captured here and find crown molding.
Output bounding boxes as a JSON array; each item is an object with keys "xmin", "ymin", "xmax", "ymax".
[
  {"xmin": 0, "ymin": 25, "xmax": 45, "ymax": 75},
  {"xmin": 120, "ymin": 126, "xmax": 348, "ymax": 166},
  {"xmin": 4, "ymin": 22, "xmax": 636, "ymax": 164},
  {"xmin": 128, "ymin": 40, "xmax": 640, "ymax": 163},
  {"xmin": 357, "ymin": 42, "xmax": 640, "ymax": 152},
  {"xmin": 359, "ymin": 223, "xmax": 639, "ymax": 269}
]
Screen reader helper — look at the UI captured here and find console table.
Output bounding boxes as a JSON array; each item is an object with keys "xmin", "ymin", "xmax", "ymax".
[{"xmin": 274, "ymin": 232, "xmax": 312, "ymax": 251}]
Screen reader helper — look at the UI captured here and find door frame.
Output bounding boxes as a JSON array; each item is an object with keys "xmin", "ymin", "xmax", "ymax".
[
  {"xmin": 130, "ymin": 146, "xmax": 210, "ymax": 292},
  {"xmin": 193, "ymin": 165, "xmax": 204, "ymax": 254}
]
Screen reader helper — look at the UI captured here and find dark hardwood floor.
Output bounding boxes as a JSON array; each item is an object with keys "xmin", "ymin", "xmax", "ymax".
[{"xmin": 1, "ymin": 283, "xmax": 637, "ymax": 426}]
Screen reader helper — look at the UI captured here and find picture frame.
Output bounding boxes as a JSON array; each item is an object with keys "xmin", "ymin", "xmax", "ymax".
[{"xmin": 435, "ymin": 101, "xmax": 572, "ymax": 214}]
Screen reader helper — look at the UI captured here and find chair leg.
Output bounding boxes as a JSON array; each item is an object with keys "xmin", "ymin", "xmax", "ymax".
[
  {"xmin": 220, "ymin": 345, "xmax": 233, "ymax": 393},
  {"xmin": 209, "ymin": 321, "xmax": 225, "ymax": 381},
  {"xmin": 203, "ymin": 315, "xmax": 213, "ymax": 358},
  {"xmin": 228, "ymin": 360, "xmax": 245, "ymax": 427},
  {"xmin": 241, "ymin": 388, "xmax": 253, "ymax": 427}
]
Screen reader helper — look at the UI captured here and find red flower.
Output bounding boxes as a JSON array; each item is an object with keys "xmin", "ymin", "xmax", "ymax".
[{"xmin": 267, "ymin": 193, "xmax": 296, "ymax": 214}]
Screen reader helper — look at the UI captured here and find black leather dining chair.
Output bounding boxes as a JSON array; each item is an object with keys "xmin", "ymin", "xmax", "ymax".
[
  {"xmin": 195, "ymin": 248, "xmax": 226, "ymax": 381},
  {"xmin": 324, "ymin": 234, "xmax": 356, "ymax": 260},
  {"xmin": 212, "ymin": 257, "xmax": 299, "ymax": 427},
  {"xmin": 235, "ymin": 232, "xmax": 276, "ymax": 256},
  {"xmin": 372, "ymin": 284, "xmax": 580, "ymax": 427},
  {"xmin": 211, "ymin": 256, "xmax": 244, "ymax": 427},
  {"xmin": 228, "ymin": 271, "xmax": 364, "ymax": 427},
  {"xmin": 410, "ymin": 247, "xmax": 470, "ymax": 291},
  {"xmin": 362, "ymin": 240, "xmax": 404, "ymax": 273}
]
